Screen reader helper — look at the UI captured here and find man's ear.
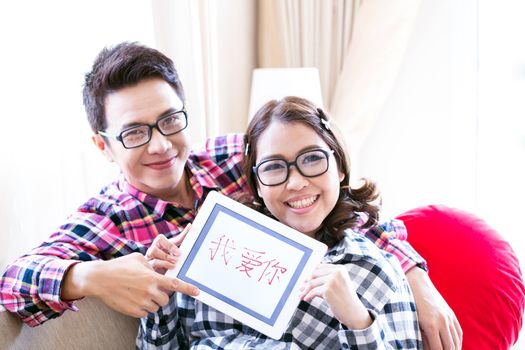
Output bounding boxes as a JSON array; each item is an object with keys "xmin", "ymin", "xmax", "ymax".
[{"xmin": 92, "ymin": 134, "xmax": 114, "ymax": 162}]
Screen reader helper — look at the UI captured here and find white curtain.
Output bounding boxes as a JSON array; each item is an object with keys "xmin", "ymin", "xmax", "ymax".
[
  {"xmin": 257, "ymin": 0, "xmax": 355, "ymax": 108},
  {"xmin": 257, "ymin": 0, "xmax": 422, "ymax": 182},
  {"xmin": 356, "ymin": 0, "xmax": 478, "ymax": 218},
  {"xmin": 151, "ymin": 0, "xmax": 257, "ymax": 145},
  {"xmin": 330, "ymin": 0, "xmax": 421, "ymax": 181}
]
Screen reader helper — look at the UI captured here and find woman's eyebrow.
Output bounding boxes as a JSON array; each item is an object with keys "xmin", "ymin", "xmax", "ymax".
[
  {"xmin": 258, "ymin": 153, "xmax": 286, "ymax": 162},
  {"xmin": 257, "ymin": 145, "xmax": 323, "ymax": 162}
]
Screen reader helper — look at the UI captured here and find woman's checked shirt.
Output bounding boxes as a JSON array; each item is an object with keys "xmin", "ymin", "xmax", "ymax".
[{"xmin": 137, "ymin": 230, "xmax": 422, "ymax": 349}]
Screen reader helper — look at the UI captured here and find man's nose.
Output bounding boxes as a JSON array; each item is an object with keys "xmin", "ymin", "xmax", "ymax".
[{"xmin": 147, "ymin": 128, "xmax": 171, "ymax": 154}]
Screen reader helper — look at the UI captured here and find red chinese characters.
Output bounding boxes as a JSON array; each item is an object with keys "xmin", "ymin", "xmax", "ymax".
[
  {"xmin": 208, "ymin": 234, "xmax": 288, "ymax": 285},
  {"xmin": 209, "ymin": 234, "xmax": 236, "ymax": 265}
]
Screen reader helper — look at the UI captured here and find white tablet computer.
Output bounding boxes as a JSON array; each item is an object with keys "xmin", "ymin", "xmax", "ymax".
[{"xmin": 167, "ymin": 191, "xmax": 327, "ymax": 340}]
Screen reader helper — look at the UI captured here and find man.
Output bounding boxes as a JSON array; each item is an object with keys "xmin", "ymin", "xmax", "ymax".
[{"xmin": 0, "ymin": 42, "xmax": 460, "ymax": 349}]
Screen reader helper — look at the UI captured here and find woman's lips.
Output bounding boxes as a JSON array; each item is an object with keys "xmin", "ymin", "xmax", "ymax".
[{"xmin": 286, "ymin": 195, "xmax": 319, "ymax": 210}]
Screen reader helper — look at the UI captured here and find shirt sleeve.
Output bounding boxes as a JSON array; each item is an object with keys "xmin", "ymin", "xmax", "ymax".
[
  {"xmin": 136, "ymin": 293, "xmax": 194, "ymax": 350},
  {"xmin": 0, "ymin": 211, "xmax": 138, "ymax": 326},
  {"xmin": 336, "ymin": 242, "xmax": 422, "ymax": 349},
  {"xmin": 358, "ymin": 219, "xmax": 428, "ymax": 273},
  {"xmin": 337, "ymin": 311, "xmax": 393, "ymax": 349},
  {"xmin": 203, "ymin": 133, "xmax": 245, "ymax": 158},
  {"xmin": 338, "ymin": 304, "xmax": 420, "ymax": 349}
]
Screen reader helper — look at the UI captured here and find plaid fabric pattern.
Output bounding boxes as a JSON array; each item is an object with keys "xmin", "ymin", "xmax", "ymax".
[
  {"xmin": 0, "ymin": 133, "xmax": 425, "ymax": 328},
  {"xmin": 360, "ymin": 219, "xmax": 427, "ymax": 273},
  {"xmin": 0, "ymin": 134, "xmax": 247, "ymax": 326},
  {"xmin": 136, "ymin": 230, "xmax": 422, "ymax": 349}
]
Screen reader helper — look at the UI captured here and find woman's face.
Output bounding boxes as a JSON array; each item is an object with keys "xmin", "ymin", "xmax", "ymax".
[{"xmin": 254, "ymin": 121, "xmax": 344, "ymax": 237}]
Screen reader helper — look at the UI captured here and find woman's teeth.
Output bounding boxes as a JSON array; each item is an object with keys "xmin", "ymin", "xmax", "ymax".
[{"xmin": 287, "ymin": 196, "xmax": 317, "ymax": 209}]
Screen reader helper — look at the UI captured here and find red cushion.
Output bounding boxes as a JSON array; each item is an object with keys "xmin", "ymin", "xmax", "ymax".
[{"xmin": 397, "ymin": 205, "xmax": 525, "ymax": 350}]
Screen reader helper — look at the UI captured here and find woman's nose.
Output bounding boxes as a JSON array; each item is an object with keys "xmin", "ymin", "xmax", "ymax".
[{"xmin": 285, "ymin": 166, "xmax": 309, "ymax": 190}]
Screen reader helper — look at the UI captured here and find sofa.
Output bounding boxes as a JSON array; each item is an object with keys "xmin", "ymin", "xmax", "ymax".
[{"xmin": 0, "ymin": 298, "xmax": 138, "ymax": 349}]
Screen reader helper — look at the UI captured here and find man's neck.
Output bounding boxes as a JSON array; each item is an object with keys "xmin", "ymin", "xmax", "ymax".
[{"xmin": 163, "ymin": 171, "xmax": 194, "ymax": 209}]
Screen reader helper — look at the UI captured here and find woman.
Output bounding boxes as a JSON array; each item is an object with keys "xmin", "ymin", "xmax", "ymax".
[{"xmin": 138, "ymin": 97, "xmax": 425, "ymax": 348}]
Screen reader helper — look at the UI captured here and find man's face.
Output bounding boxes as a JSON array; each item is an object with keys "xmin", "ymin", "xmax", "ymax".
[{"xmin": 93, "ymin": 78, "xmax": 191, "ymax": 203}]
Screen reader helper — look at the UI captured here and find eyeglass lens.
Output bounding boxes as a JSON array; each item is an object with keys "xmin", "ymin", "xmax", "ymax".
[
  {"xmin": 256, "ymin": 149, "xmax": 329, "ymax": 186},
  {"xmin": 120, "ymin": 111, "xmax": 186, "ymax": 148}
]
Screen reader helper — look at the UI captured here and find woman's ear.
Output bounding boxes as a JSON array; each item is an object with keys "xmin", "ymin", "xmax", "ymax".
[
  {"xmin": 339, "ymin": 171, "xmax": 345, "ymax": 182},
  {"xmin": 92, "ymin": 134, "xmax": 114, "ymax": 163}
]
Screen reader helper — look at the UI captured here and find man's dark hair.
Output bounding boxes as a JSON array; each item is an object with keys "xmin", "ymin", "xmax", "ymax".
[{"xmin": 83, "ymin": 42, "xmax": 185, "ymax": 133}]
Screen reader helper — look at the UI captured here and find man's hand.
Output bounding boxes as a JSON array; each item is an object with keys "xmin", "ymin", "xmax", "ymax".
[
  {"xmin": 61, "ymin": 251, "xmax": 199, "ymax": 318},
  {"xmin": 407, "ymin": 267, "xmax": 462, "ymax": 350}
]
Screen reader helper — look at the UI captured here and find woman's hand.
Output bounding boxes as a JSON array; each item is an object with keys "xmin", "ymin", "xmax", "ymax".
[
  {"xmin": 299, "ymin": 263, "xmax": 372, "ymax": 330},
  {"xmin": 406, "ymin": 267, "xmax": 462, "ymax": 350},
  {"xmin": 145, "ymin": 224, "xmax": 191, "ymax": 275}
]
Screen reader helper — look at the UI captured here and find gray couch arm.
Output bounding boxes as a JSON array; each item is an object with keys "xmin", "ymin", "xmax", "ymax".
[{"xmin": 0, "ymin": 298, "xmax": 139, "ymax": 349}]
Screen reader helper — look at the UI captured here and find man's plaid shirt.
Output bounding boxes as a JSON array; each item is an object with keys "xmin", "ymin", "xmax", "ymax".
[
  {"xmin": 0, "ymin": 133, "xmax": 425, "ymax": 328},
  {"xmin": 137, "ymin": 230, "xmax": 422, "ymax": 349}
]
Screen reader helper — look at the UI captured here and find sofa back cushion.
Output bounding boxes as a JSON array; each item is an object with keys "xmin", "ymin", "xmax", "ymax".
[{"xmin": 0, "ymin": 298, "xmax": 138, "ymax": 349}]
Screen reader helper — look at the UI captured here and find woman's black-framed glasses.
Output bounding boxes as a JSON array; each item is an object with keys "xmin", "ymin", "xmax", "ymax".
[
  {"xmin": 253, "ymin": 148, "xmax": 334, "ymax": 186},
  {"xmin": 98, "ymin": 108, "xmax": 188, "ymax": 149}
]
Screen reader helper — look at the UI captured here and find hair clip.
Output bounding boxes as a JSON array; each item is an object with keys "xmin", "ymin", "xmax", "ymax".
[
  {"xmin": 320, "ymin": 118, "xmax": 331, "ymax": 131},
  {"xmin": 244, "ymin": 143, "xmax": 250, "ymax": 156},
  {"xmin": 317, "ymin": 108, "xmax": 331, "ymax": 131}
]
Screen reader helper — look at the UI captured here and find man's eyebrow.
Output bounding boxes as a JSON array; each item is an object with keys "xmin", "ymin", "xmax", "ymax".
[
  {"xmin": 120, "ymin": 121, "xmax": 144, "ymax": 130},
  {"xmin": 120, "ymin": 107, "xmax": 183, "ymax": 130}
]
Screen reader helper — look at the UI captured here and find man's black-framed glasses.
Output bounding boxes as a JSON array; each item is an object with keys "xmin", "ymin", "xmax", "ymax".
[
  {"xmin": 98, "ymin": 109, "xmax": 188, "ymax": 149},
  {"xmin": 253, "ymin": 148, "xmax": 334, "ymax": 186}
]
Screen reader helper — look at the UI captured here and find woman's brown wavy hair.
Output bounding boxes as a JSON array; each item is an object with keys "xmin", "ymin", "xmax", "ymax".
[{"xmin": 243, "ymin": 96, "xmax": 380, "ymax": 248}]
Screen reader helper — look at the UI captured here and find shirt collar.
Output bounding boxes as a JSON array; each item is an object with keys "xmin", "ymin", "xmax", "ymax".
[
  {"xmin": 185, "ymin": 156, "xmax": 222, "ymax": 205},
  {"xmin": 118, "ymin": 175, "xmax": 170, "ymax": 216},
  {"xmin": 117, "ymin": 158, "xmax": 222, "ymax": 217},
  {"xmin": 323, "ymin": 230, "xmax": 370, "ymax": 263}
]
